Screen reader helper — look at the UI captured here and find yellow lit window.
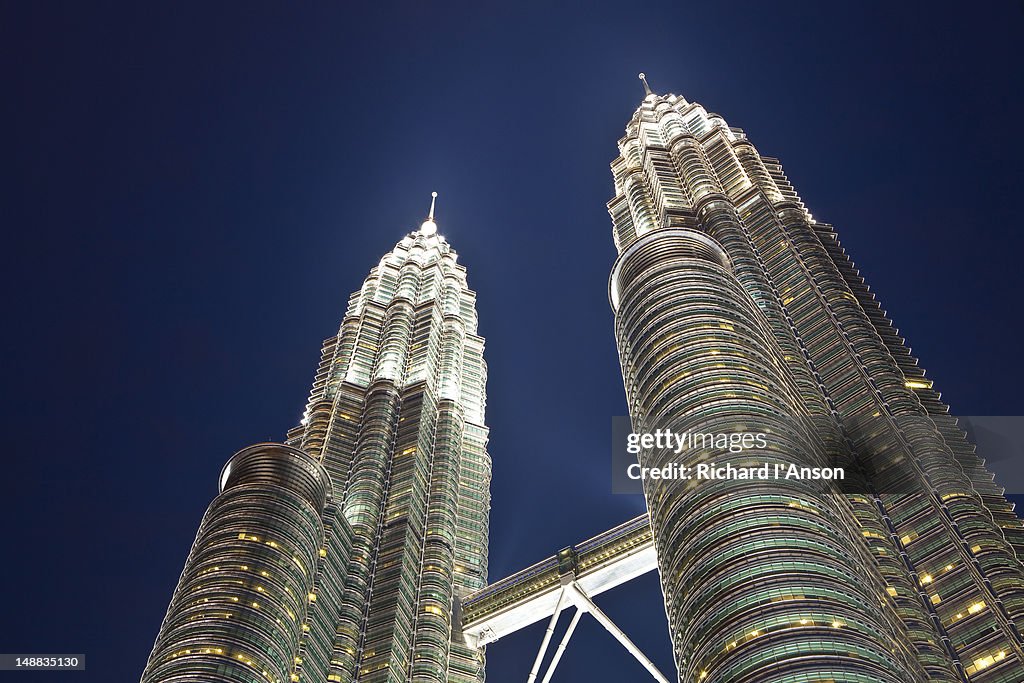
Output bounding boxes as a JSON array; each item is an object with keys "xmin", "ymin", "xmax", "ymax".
[{"xmin": 965, "ymin": 651, "xmax": 1006, "ymax": 675}]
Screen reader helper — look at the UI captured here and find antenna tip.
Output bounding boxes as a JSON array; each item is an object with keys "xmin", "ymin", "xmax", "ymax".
[
  {"xmin": 421, "ymin": 191, "xmax": 439, "ymax": 234},
  {"xmin": 639, "ymin": 72, "xmax": 654, "ymax": 96}
]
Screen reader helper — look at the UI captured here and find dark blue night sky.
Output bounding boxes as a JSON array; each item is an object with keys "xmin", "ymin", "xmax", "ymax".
[{"xmin": 2, "ymin": 2, "xmax": 1023, "ymax": 681}]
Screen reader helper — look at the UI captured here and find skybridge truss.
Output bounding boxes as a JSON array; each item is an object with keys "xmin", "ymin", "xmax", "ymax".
[{"xmin": 460, "ymin": 514, "xmax": 669, "ymax": 682}]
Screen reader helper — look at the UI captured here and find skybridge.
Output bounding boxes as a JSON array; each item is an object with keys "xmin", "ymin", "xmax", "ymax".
[{"xmin": 460, "ymin": 514, "xmax": 669, "ymax": 682}]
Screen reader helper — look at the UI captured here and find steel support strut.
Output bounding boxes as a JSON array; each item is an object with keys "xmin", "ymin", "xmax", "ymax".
[
  {"xmin": 569, "ymin": 582, "xmax": 671, "ymax": 683},
  {"xmin": 526, "ymin": 587, "xmax": 568, "ymax": 683},
  {"xmin": 539, "ymin": 608, "xmax": 583, "ymax": 683},
  {"xmin": 521, "ymin": 564, "xmax": 669, "ymax": 683}
]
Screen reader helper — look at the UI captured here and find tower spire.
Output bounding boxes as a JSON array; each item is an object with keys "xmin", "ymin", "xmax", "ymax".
[
  {"xmin": 638, "ymin": 72, "xmax": 653, "ymax": 97},
  {"xmin": 420, "ymin": 191, "xmax": 439, "ymax": 236}
]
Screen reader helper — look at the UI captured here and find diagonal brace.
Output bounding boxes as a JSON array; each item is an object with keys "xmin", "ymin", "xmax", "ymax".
[
  {"xmin": 526, "ymin": 587, "xmax": 568, "ymax": 683},
  {"xmin": 568, "ymin": 582, "xmax": 671, "ymax": 683},
  {"xmin": 540, "ymin": 608, "xmax": 583, "ymax": 683}
]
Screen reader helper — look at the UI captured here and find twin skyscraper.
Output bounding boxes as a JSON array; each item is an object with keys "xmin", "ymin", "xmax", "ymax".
[{"xmin": 142, "ymin": 77, "xmax": 1024, "ymax": 682}]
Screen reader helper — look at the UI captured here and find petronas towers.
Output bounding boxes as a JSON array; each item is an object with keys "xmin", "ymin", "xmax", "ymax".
[
  {"xmin": 608, "ymin": 75, "xmax": 1024, "ymax": 682},
  {"xmin": 143, "ymin": 76, "xmax": 1024, "ymax": 682},
  {"xmin": 142, "ymin": 207, "xmax": 490, "ymax": 683}
]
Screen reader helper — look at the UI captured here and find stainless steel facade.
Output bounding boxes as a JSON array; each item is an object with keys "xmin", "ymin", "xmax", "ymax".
[
  {"xmin": 142, "ymin": 210, "xmax": 490, "ymax": 683},
  {"xmin": 607, "ymin": 78, "xmax": 1024, "ymax": 682},
  {"xmin": 141, "ymin": 443, "xmax": 336, "ymax": 683}
]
